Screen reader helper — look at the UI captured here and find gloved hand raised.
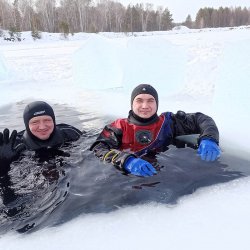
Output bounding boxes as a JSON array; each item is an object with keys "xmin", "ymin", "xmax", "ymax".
[
  {"xmin": 197, "ymin": 139, "xmax": 221, "ymax": 162},
  {"xmin": 0, "ymin": 128, "xmax": 26, "ymax": 164},
  {"xmin": 123, "ymin": 157, "xmax": 157, "ymax": 177}
]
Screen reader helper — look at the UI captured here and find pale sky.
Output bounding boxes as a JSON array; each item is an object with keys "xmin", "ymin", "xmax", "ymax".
[{"xmin": 115, "ymin": 0, "xmax": 250, "ymax": 22}]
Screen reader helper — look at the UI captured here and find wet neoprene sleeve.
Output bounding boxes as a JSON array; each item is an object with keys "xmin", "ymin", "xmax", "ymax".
[
  {"xmin": 173, "ymin": 111, "xmax": 219, "ymax": 144},
  {"xmin": 0, "ymin": 161, "xmax": 11, "ymax": 176}
]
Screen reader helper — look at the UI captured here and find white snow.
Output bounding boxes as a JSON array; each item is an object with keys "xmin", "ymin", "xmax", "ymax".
[
  {"xmin": 0, "ymin": 26, "xmax": 250, "ymax": 249},
  {"xmin": 172, "ymin": 25, "xmax": 190, "ymax": 31},
  {"xmin": 0, "ymin": 52, "xmax": 9, "ymax": 81}
]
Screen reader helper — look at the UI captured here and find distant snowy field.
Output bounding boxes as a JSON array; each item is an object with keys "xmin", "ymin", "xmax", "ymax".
[{"xmin": 0, "ymin": 26, "xmax": 250, "ymax": 249}]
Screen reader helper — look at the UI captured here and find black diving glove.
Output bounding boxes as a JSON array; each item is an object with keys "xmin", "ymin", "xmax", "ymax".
[{"xmin": 0, "ymin": 128, "xmax": 26, "ymax": 166}]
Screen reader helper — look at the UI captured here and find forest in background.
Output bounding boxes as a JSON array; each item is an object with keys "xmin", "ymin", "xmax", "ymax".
[{"xmin": 0, "ymin": 0, "xmax": 250, "ymax": 37}]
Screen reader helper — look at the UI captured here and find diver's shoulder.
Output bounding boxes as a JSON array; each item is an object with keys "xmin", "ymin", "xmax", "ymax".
[{"xmin": 56, "ymin": 123, "xmax": 83, "ymax": 141}]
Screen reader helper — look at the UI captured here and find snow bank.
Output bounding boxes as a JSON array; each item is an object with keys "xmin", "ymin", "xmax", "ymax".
[
  {"xmin": 73, "ymin": 34, "xmax": 124, "ymax": 90},
  {"xmin": 213, "ymin": 39, "xmax": 250, "ymax": 155},
  {"xmin": 73, "ymin": 34, "xmax": 187, "ymax": 93},
  {"xmin": 172, "ymin": 25, "xmax": 190, "ymax": 31},
  {"xmin": 0, "ymin": 52, "xmax": 9, "ymax": 80}
]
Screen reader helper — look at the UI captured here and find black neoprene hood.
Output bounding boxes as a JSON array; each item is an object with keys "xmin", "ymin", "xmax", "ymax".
[
  {"xmin": 130, "ymin": 84, "xmax": 159, "ymax": 108},
  {"xmin": 23, "ymin": 101, "xmax": 56, "ymax": 130}
]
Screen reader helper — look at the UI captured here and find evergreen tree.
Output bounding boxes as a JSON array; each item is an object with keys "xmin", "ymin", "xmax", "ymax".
[
  {"xmin": 184, "ymin": 14, "xmax": 192, "ymax": 28},
  {"xmin": 31, "ymin": 29, "xmax": 41, "ymax": 40},
  {"xmin": 161, "ymin": 8, "xmax": 173, "ymax": 30},
  {"xmin": 59, "ymin": 21, "xmax": 70, "ymax": 39}
]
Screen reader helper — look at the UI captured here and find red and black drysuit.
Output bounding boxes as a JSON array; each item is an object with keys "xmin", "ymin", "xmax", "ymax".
[{"xmin": 90, "ymin": 110, "xmax": 219, "ymax": 171}]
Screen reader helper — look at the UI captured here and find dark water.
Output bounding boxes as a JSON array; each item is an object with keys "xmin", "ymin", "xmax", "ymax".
[{"xmin": 0, "ymin": 102, "xmax": 249, "ymax": 234}]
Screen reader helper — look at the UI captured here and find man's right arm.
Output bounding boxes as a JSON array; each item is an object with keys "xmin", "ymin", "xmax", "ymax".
[
  {"xmin": 90, "ymin": 122, "xmax": 157, "ymax": 176},
  {"xmin": 90, "ymin": 122, "xmax": 134, "ymax": 170}
]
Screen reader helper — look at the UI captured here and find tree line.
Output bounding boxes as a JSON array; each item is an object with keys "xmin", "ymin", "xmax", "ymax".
[
  {"xmin": 184, "ymin": 7, "xmax": 250, "ymax": 29},
  {"xmin": 0, "ymin": 0, "xmax": 173, "ymax": 34},
  {"xmin": 0, "ymin": 0, "xmax": 250, "ymax": 36}
]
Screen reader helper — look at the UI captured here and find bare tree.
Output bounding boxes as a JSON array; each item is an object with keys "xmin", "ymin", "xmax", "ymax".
[
  {"xmin": 4, "ymin": 1, "xmax": 250, "ymax": 33},
  {"xmin": 0, "ymin": 0, "xmax": 12, "ymax": 28},
  {"xmin": 35, "ymin": 0, "xmax": 56, "ymax": 32},
  {"xmin": 18, "ymin": 0, "xmax": 36, "ymax": 31},
  {"xmin": 156, "ymin": 6, "xmax": 163, "ymax": 31}
]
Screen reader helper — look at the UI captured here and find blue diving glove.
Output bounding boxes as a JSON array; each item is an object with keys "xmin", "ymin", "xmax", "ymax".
[
  {"xmin": 197, "ymin": 139, "xmax": 221, "ymax": 162},
  {"xmin": 123, "ymin": 157, "xmax": 157, "ymax": 177}
]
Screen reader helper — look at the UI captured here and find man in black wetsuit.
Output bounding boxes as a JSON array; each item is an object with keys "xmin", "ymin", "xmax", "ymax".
[{"xmin": 0, "ymin": 101, "xmax": 82, "ymax": 176}]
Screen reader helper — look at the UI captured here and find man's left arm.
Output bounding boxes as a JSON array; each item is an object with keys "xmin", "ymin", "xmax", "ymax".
[{"xmin": 173, "ymin": 111, "xmax": 221, "ymax": 161}]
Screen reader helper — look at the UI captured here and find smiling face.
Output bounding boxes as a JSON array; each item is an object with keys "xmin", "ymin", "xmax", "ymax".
[
  {"xmin": 28, "ymin": 115, "xmax": 54, "ymax": 140},
  {"xmin": 132, "ymin": 94, "xmax": 157, "ymax": 119}
]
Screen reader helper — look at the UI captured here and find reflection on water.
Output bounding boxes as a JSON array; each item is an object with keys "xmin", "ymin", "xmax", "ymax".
[{"xmin": 0, "ymin": 102, "xmax": 249, "ymax": 234}]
